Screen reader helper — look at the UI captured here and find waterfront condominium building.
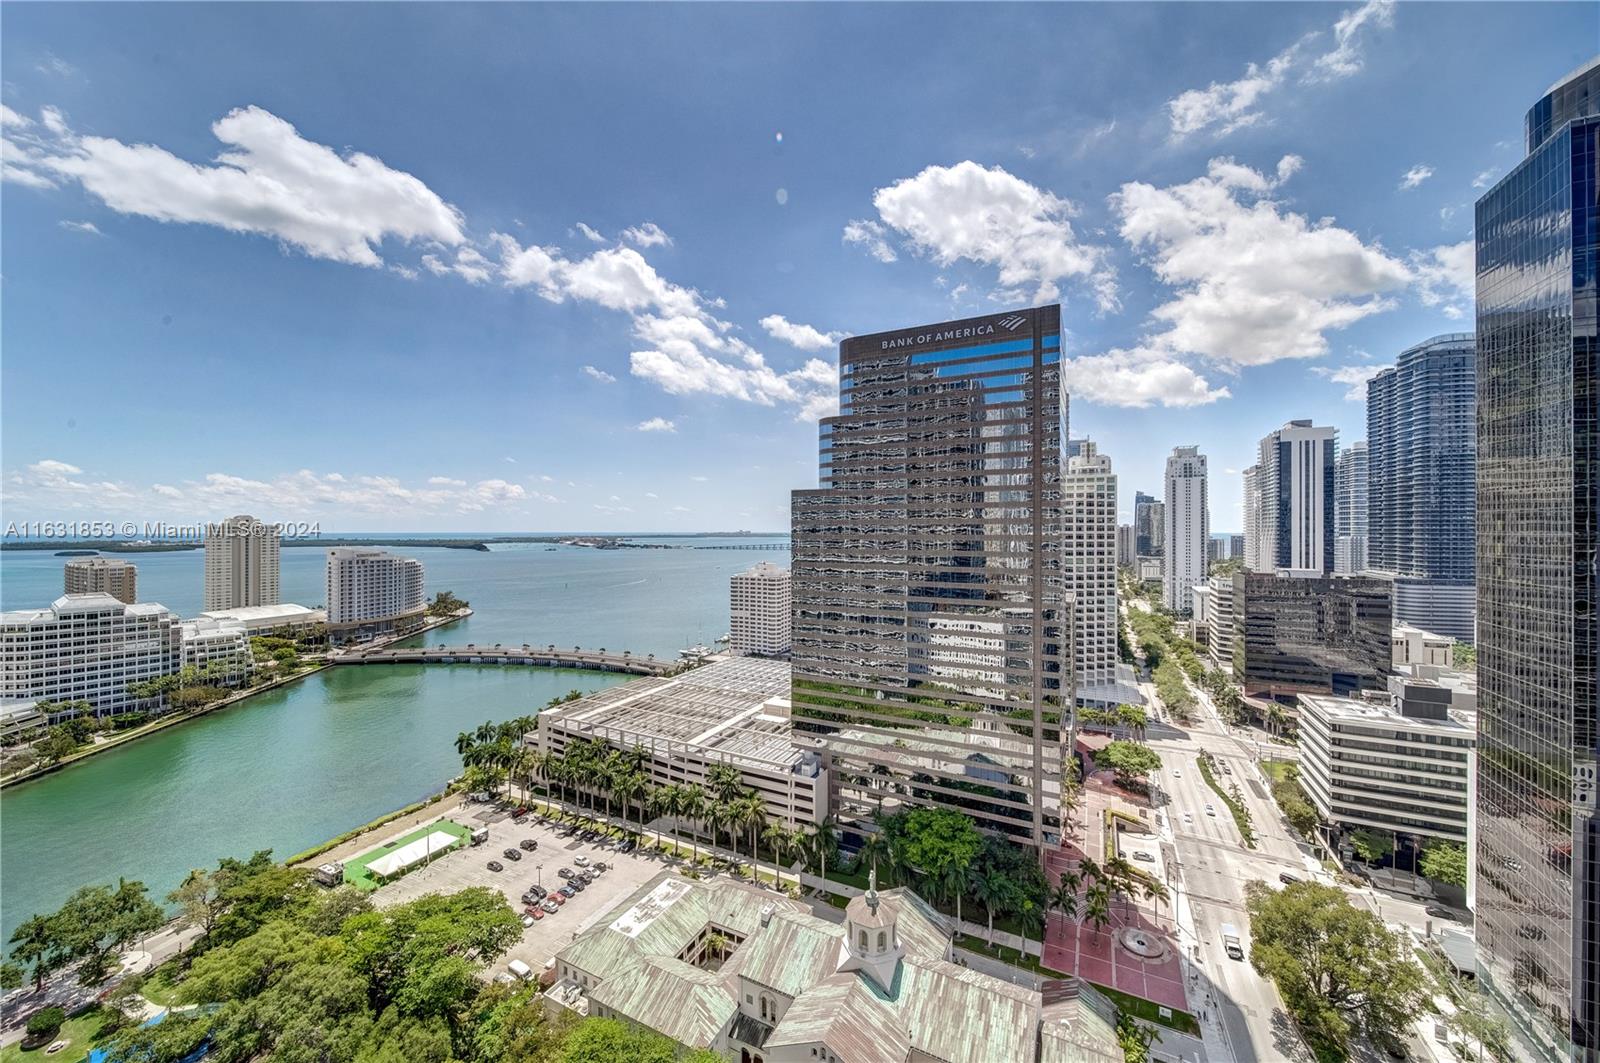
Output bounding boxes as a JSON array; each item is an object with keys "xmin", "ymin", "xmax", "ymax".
[
  {"xmin": 1365, "ymin": 333, "xmax": 1477, "ymax": 643},
  {"xmin": 729, "ymin": 561, "xmax": 792, "ymax": 656},
  {"xmin": 325, "ymin": 548, "xmax": 425, "ymax": 639},
  {"xmin": 790, "ymin": 306, "xmax": 1071, "ymax": 846},
  {"xmin": 1473, "ymin": 57, "xmax": 1600, "ymax": 1062},
  {"xmin": 1242, "ymin": 465, "xmax": 1261, "ymax": 571},
  {"xmin": 0, "ymin": 594, "xmax": 180, "ymax": 716},
  {"xmin": 1249, "ymin": 420, "xmax": 1337, "ymax": 576},
  {"xmin": 1333, "ymin": 441, "xmax": 1369, "ymax": 576},
  {"xmin": 203, "ymin": 514, "xmax": 281, "ymax": 612},
  {"xmin": 1065, "ymin": 442, "xmax": 1122, "ymax": 704},
  {"xmin": 1162, "ymin": 446, "xmax": 1209, "ymax": 614},
  {"xmin": 1134, "ymin": 491, "xmax": 1164, "ymax": 562},
  {"xmin": 179, "ymin": 618, "xmax": 254, "ymax": 686},
  {"xmin": 63, "ymin": 557, "xmax": 137, "ymax": 604}
]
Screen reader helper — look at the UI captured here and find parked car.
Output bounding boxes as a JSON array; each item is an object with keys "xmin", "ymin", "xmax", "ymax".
[
  {"xmin": 541, "ymin": 899, "xmax": 560, "ymax": 913},
  {"xmin": 550, "ymin": 892, "xmax": 567, "ymax": 905},
  {"xmin": 618, "ymin": 840, "xmax": 637, "ymax": 853},
  {"xmin": 557, "ymin": 867, "xmax": 573, "ymax": 879},
  {"xmin": 574, "ymin": 855, "xmax": 590, "ymax": 867},
  {"xmin": 1279, "ymin": 872, "xmax": 1300, "ymax": 885},
  {"xmin": 502, "ymin": 848, "xmax": 522, "ymax": 861},
  {"xmin": 1205, "ymin": 804, "xmax": 1217, "ymax": 817},
  {"xmin": 1221, "ymin": 763, "xmax": 1232, "ymax": 775},
  {"xmin": 1132, "ymin": 851, "xmax": 1155, "ymax": 863},
  {"xmin": 518, "ymin": 839, "xmax": 537, "ymax": 851},
  {"xmin": 512, "ymin": 806, "xmax": 529, "ymax": 817},
  {"xmin": 1425, "ymin": 905, "xmax": 1454, "ymax": 919},
  {"xmin": 526, "ymin": 885, "xmax": 547, "ymax": 900},
  {"xmin": 529, "ymin": 907, "xmax": 545, "ymax": 920},
  {"xmin": 558, "ymin": 885, "xmax": 576, "ymax": 897},
  {"xmin": 487, "ymin": 860, "xmax": 504, "ymax": 872},
  {"xmin": 513, "ymin": 814, "xmax": 529, "ymax": 825},
  {"xmin": 522, "ymin": 914, "xmax": 535, "ymax": 928},
  {"xmin": 594, "ymin": 861, "xmax": 608, "ymax": 872}
]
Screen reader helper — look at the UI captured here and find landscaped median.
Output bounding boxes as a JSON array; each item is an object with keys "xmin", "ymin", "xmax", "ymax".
[{"xmin": 1197, "ymin": 751, "xmax": 1256, "ymax": 848}]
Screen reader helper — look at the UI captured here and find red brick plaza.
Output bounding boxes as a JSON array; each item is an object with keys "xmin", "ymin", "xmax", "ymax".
[{"xmin": 1040, "ymin": 767, "xmax": 1189, "ymax": 1013}]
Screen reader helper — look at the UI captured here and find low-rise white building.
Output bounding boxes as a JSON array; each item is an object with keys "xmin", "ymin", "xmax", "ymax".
[
  {"xmin": 730, "ymin": 562, "xmax": 791, "ymax": 656},
  {"xmin": 1299, "ymin": 676, "xmax": 1475, "ymax": 845},
  {"xmin": 325, "ymin": 549, "xmax": 425, "ymax": 640},
  {"xmin": 196, "ymin": 601, "xmax": 324, "ymax": 633},
  {"xmin": 0, "ymin": 594, "xmax": 181, "ymax": 716},
  {"xmin": 1392, "ymin": 622, "xmax": 1453, "ymax": 668},
  {"xmin": 180, "ymin": 618, "xmax": 254, "ymax": 685},
  {"xmin": 533, "ymin": 657, "xmax": 826, "ymax": 829},
  {"xmin": 196, "ymin": 602, "xmax": 326, "ymax": 637},
  {"xmin": 546, "ymin": 870, "xmax": 1120, "ymax": 1063}
]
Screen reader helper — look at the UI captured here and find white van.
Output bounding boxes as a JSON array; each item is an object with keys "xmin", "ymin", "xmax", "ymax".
[
  {"xmin": 1220, "ymin": 924, "xmax": 1244, "ymax": 960},
  {"xmin": 507, "ymin": 958, "xmax": 533, "ymax": 981}
]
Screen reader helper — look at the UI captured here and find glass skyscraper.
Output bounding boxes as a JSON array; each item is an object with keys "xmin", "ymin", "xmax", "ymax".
[
  {"xmin": 1334, "ymin": 440, "xmax": 1369, "ymax": 576},
  {"xmin": 791, "ymin": 306, "xmax": 1069, "ymax": 847},
  {"xmin": 1365, "ymin": 334, "xmax": 1476, "ymax": 642},
  {"xmin": 1474, "ymin": 57, "xmax": 1599, "ymax": 1061}
]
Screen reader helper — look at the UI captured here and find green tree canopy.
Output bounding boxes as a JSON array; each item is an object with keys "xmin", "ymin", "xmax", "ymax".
[
  {"xmin": 1420, "ymin": 840, "xmax": 1468, "ymax": 888},
  {"xmin": 1096, "ymin": 740, "xmax": 1162, "ymax": 783},
  {"xmin": 50, "ymin": 880, "xmax": 165, "ymax": 985},
  {"xmin": 1245, "ymin": 880, "xmax": 1426, "ymax": 1051},
  {"xmin": 1347, "ymin": 828, "xmax": 1395, "ymax": 864}
]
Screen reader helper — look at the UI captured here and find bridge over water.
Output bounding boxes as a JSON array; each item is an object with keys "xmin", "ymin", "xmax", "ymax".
[{"xmin": 330, "ymin": 644, "xmax": 675, "ymax": 676}]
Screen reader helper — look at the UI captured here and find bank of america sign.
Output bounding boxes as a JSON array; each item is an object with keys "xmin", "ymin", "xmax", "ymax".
[{"xmin": 997, "ymin": 315, "xmax": 1027, "ymax": 331}]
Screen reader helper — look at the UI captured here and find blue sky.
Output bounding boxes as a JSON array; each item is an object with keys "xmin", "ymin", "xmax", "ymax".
[{"xmin": 2, "ymin": 4, "xmax": 1593, "ymax": 533}]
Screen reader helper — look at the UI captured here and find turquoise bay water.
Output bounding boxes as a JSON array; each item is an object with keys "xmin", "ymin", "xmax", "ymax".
[{"xmin": 0, "ymin": 536, "xmax": 788, "ymax": 943}]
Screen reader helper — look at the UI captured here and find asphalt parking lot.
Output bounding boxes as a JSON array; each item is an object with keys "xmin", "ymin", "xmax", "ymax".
[{"xmin": 370, "ymin": 804, "xmax": 669, "ymax": 975}]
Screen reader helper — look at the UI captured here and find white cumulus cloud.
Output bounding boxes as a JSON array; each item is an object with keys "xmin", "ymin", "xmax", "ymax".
[
  {"xmin": 581, "ymin": 365, "xmax": 617, "ymax": 383},
  {"xmin": 1311, "ymin": 362, "xmax": 1389, "ymax": 400},
  {"xmin": 1399, "ymin": 164, "xmax": 1434, "ymax": 190},
  {"xmin": 854, "ymin": 160, "xmax": 1116, "ymax": 311},
  {"xmin": 635, "ymin": 417, "xmax": 677, "ymax": 433},
  {"xmin": 842, "ymin": 218, "xmax": 898, "ymax": 263},
  {"xmin": 621, "ymin": 222, "xmax": 672, "ymax": 248},
  {"xmin": 760, "ymin": 314, "xmax": 843, "ymax": 352},
  {"xmin": 12, "ymin": 104, "xmax": 465, "ymax": 267}
]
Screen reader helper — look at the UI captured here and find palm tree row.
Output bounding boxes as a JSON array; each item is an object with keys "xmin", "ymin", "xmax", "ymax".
[{"xmin": 1047, "ymin": 854, "xmax": 1169, "ymax": 944}]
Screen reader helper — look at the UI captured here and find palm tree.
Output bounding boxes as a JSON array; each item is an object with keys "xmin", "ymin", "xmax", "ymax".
[
  {"xmin": 1104, "ymin": 855, "xmax": 1139, "ymax": 918},
  {"xmin": 763, "ymin": 821, "xmax": 794, "ymax": 887},
  {"xmin": 614, "ymin": 770, "xmax": 645, "ymax": 833},
  {"xmin": 706, "ymin": 763, "xmax": 743, "ymax": 804},
  {"xmin": 809, "ymin": 819, "xmax": 840, "ymax": 889},
  {"xmin": 736, "ymin": 792, "xmax": 766, "ymax": 871},
  {"xmin": 474, "ymin": 719, "xmax": 496, "ymax": 744},
  {"xmin": 625, "ymin": 744, "xmax": 650, "ymax": 775},
  {"xmin": 854, "ymin": 832, "xmax": 891, "ymax": 883},
  {"xmin": 972, "ymin": 868, "xmax": 1008, "ymax": 946},
  {"xmin": 1084, "ymin": 882, "xmax": 1113, "ymax": 942},
  {"xmin": 1051, "ymin": 870, "xmax": 1081, "ymax": 924},
  {"xmin": 1015, "ymin": 896, "xmax": 1045, "ymax": 962},
  {"xmin": 508, "ymin": 746, "xmax": 535, "ymax": 801},
  {"xmin": 647, "ymin": 784, "xmax": 679, "ymax": 841},
  {"xmin": 706, "ymin": 799, "xmax": 732, "ymax": 862},
  {"xmin": 942, "ymin": 862, "xmax": 972, "ymax": 927},
  {"xmin": 453, "ymin": 731, "xmax": 476, "ymax": 758},
  {"xmin": 680, "ymin": 785, "xmax": 708, "ymax": 863}
]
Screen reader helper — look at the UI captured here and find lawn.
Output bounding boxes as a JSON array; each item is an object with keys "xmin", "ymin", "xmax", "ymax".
[
  {"xmin": 1260, "ymin": 759, "xmax": 1297, "ymax": 786},
  {"xmin": 138, "ymin": 963, "xmax": 184, "ymax": 1007},
  {"xmin": 343, "ymin": 819, "xmax": 472, "ymax": 891},
  {"xmin": 0, "ymin": 1006, "xmax": 115, "ymax": 1063}
]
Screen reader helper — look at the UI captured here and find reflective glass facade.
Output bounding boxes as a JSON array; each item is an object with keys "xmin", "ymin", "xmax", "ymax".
[
  {"xmin": 1231, "ymin": 573, "xmax": 1392, "ymax": 700},
  {"xmin": 1474, "ymin": 60, "xmax": 1599, "ymax": 1059},
  {"xmin": 791, "ymin": 306, "xmax": 1069, "ymax": 846}
]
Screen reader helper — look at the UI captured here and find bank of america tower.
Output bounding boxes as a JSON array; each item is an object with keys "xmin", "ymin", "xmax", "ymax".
[{"xmin": 790, "ymin": 306, "xmax": 1071, "ymax": 847}]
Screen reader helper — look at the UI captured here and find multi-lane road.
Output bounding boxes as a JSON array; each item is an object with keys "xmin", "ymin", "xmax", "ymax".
[{"xmin": 1143, "ymin": 669, "xmax": 1319, "ymax": 1063}]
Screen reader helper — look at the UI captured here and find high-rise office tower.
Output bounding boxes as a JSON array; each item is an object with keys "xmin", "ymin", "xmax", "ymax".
[
  {"xmin": 63, "ymin": 557, "xmax": 137, "ymax": 604},
  {"xmin": 1365, "ymin": 334, "xmax": 1476, "ymax": 643},
  {"xmin": 791, "ymin": 307, "xmax": 1071, "ymax": 847},
  {"xmin": 1064, "ymin": 442, "xmax": 1119, "ymax": 701},
  {"xmin": 1474, "ymin": 58, "xmax": 1600, "ymax": 1062},
  {"xmin": 1134, "ymin": 491, "xmax": 1164, "ymax": 561},
  {"xmin": 1250, "ymin": 420, "xmax": 1336, "ymax": 576},
  {"xmin": 1162, "ymin": 446, "xmax": 1209, "ymax": 613},
  {"xmin": 1242, "ymin": 466, "xmax": 1261, "ymax": 571},
  {"xmin": 1333, "ymin": 441, "xmax": 1369, "ymax": 575},
  {"xmin": 202, "ymin": 515, "xmax": 281, "ymax": 611},
  {"xmin": 729, "ymin": 561, "xmax": 792, "ymax": 656}
]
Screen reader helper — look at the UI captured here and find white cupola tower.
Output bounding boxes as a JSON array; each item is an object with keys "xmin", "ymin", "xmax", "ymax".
[{"xmin": 837, "ymin": 868, "xmax": 905, "ymax": 992}]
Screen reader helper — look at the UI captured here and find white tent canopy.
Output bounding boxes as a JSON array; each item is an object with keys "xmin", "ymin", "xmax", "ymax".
[{"xmin": 366, "ymin": 830, "xmax": 457, "ymax": 879}]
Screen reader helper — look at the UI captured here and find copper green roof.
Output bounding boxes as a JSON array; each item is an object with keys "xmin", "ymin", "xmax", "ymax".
[{"xmin": 588, "ymin": 955, "xmax": 736, "ymax": 1048}]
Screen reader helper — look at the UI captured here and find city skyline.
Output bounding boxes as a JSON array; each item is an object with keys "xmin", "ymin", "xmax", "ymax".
[{"xmin": 2, "ymin": 4, "xmax": 1591, "ymax": 532}]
